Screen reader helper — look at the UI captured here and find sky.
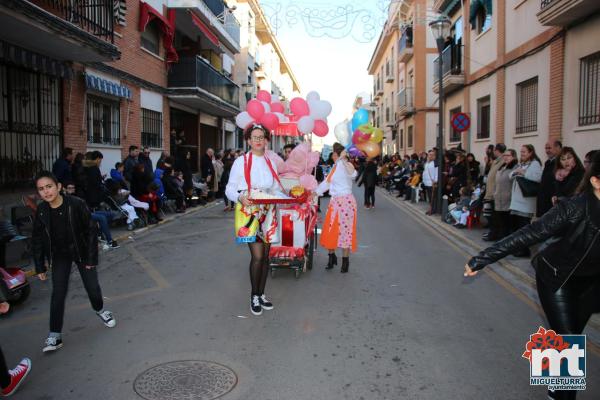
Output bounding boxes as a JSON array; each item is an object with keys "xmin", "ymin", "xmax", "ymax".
[{"xmin": 260, "ymin": 0, "xmax": 390, "ymax": 145}]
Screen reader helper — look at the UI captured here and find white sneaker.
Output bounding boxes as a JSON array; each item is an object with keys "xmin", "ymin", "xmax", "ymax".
[
  {"xmin": 250, "ymin": 295, "xmax": 262, "ymax": 316},
  {"xmin": 259, "ymin": 295, "xmax": 273, "ymax": 310},
  {"xmin": 42, "ymin": 336, "xmax": 63, "ymax": 353},
  {"xmin": 97, "ymin": 310, "xmax": 116, "ymax": 328}
]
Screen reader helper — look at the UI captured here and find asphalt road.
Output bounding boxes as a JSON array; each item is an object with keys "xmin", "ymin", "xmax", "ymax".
[{"xmin": 1, "ymin": 188, "xmax": 599, "ymax": 400}]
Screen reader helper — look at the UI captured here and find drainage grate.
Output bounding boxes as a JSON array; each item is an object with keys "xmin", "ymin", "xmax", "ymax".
[{"xmin": 134, "ymin": 360, "xmax": 237, "ymax": 400}]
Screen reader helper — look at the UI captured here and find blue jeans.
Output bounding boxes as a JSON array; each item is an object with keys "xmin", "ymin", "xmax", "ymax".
[{"xmin": 91, "ymin": 211, "xmax": 113, "ymax": 243}]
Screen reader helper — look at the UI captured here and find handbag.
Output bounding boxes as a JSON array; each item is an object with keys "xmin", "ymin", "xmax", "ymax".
[{"xmin": 516, "ymin": 176, "xmax": 540, "ymax": 197}]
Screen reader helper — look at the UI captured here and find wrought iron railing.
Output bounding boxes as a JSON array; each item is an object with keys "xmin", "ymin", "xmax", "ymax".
[
  {"xmin": 540, "ymin": 0, "xmax": 558, "ymax": 9},
  {"xmin": 433, "ymin": 45, "xmax": 463, "ymax": 81},
  {"xmin": 399, "ymin": 26, "xmax": 413, "ymax": 53},
  {"xmin": 168, "ymin": 56, "xmax": 240, "ymax": 107},
  {"xmin": 38, "ymin": 0, "xmax": 114, "ymax": 43},
  {"xmin": 397, "ymin": 87, "xmax": 414, "ymax": 110}
]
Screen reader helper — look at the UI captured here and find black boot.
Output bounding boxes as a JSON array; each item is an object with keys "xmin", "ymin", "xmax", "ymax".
[
  {"xmin": 326, "ymin": 253, "xmax": 337, "ymax": 269},
  {"xmin": 341, "ymin": 257, "xmax": 349, "ymax": 273}
]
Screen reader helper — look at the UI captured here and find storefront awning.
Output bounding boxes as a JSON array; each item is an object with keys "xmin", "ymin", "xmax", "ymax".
[
  {"xmin": 190, "ymin": 12, "xmax": 220, "ymax": 48},
  {"xmin": 85, "ymin": 74, "xmax": 132, "ymax": 99},
  {"xmin": 139, "ymin": 1, "xmax": 178, "ymax": 64},
  {"xmin": 0, "ymin": 40, "xmax": 73, "ymax": 79}
]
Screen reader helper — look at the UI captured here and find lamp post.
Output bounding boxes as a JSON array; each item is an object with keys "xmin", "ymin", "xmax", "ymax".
[{"xmin": 429, "ymin": 16, "xmax": 451, "ymax": 220}]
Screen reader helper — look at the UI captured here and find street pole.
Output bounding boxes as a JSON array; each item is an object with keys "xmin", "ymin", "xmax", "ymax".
[{"xmin": 436, "ymin": 38, "xmax": 444, "ymax": 220}]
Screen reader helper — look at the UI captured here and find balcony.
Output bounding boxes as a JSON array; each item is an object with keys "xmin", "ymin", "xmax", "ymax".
[
  {"xmin": 168, "ymin": 0, "xmax": 240, "ymax": 53},
  {"xmin": 398, "ymin": 26, "xmax": 413, "ymax": 63},
  {"xmin": 537, "ymin": 0, "xmax": 600, "ymax": 26},
  {"xmin": 168, "ymin": 55, "xmax": 240, "ymax": 116},
  {"xmin": 397, "ymin": 87, "xmax": 415, "ymax": 117},
  {"xmin": 385, "ymin": 62, "xmax": 394, "ymax": 83},
  {"xmin": 0, "ymin": 0, "xmax": 119, "ymax": 62},
  {"xmin": 433, "ymin": 45, "xmax": 464, "ymax": 94}
]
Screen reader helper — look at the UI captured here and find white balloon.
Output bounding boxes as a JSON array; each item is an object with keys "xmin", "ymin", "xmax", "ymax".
[
  {"xmin": 271, "ymin": 94, "xmax": 280, "ymax": 103},
  {"xmin": 235, "ymin": 112, "xmax": 254, "ymax": 129},
  {"xmin": 261, "ymin": 101, "xmax": 271, "ymax": 113},
  {"xmin": 297, "ymin": 116, "xmax": 315, "ymax": 134},
  {"xmin": 309, "ymin": 100, "xmax": 332, "ymax": 120},
  {"xmin": 306, "ymin": 91, "xmax": 320, "ymax": 102},
  {"xmin": 334, "ymin": 120, "xmax": 351, "ymax": 146},
  {"xmin": 274, "ymin": 112, "xmax": 286, "ymax": 122}
]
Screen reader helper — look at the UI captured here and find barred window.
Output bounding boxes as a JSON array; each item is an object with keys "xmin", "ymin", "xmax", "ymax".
[
  {"xmin": 477, "ymin": 96, "xmax": 490, "ymax": 139},
  {"xmin": 141, "ymin": 20, "xmax": 160, "ymax": 55},
  {"xmin": 407, "ymin": 125, "xmax": 413, "ymax": 148},
  {"xmin": 449, "ymin": 107, "xmax": 462, "ymax": 143},
  {"xmin": 579, "ymin": 52, "xmax": 600, "ymax": 126},
  {"xmin": 141, "ymin": 108, "xmax": 163, "ymax": 148},
  {"xmin": 516, "ymin": 77, "xmax": 538, "ymax": 134},
  {"xmin": 87, "ymin": 95, "xmax": 120, "ymax": 145}
]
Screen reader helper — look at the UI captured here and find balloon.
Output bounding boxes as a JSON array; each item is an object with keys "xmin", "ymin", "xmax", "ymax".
[
  {"xmin": 247, "ymin": 99, "xmax": 265, "ymax": 120},
  {"xmin": 352, "ymin": 129, "xmax": 371, "ymax": 145},
  {"xmin": 235, "ymin": 111, "xmax": 254, "ymax": 129},
  {"xmin": 290, "ymin": 97, "xmax": 310, "ymax": 117},
  {"xmin": 271, "ymin": 94, "xmax": 280, "ymax": 103},
  {"xmin": 348, "ymin": 145, "xmax": 363, "ymax": 158},
  {"xmin": 313, "ymin": 119, "xmax": 329, "ymax": 137},
  {"xmin": 308, "ymin": 100, "xmax": 332, "ymax": 120},
  {"xmin": 261, "ymin": 101, "xmax": 271, "ymax": 113},
  {"xmin": 271, "ymin": 102, "xmax": 285, "ymax": 113},
  {"xmin": 356, "ymin": 141, "xmax": 381, "ymax": 158},
  {"xmin": 306, "ymin": 91, "xmax": 320, "ymax": 102},
  {"xmin": 257, "ymin": 90, "xmax": 271, "ymax": 103},
  {"xmin": 358, "ymin": 123, "xmax": 374, "ymax": 134},
  {"xmin": 297, "ymin": 116, "xmax": 315, "ymax": 134},
  {"xmin": 352, "ymin": 108, "xmax": 369, "ymax": 131},
  {"xmin": 274, "ymin": 112, "xmax": 287, "ymax": 123},
  {"xmin": 259, "ymin": 112, "xmax": 279, "ymax": 131},
  {"xmin": 370, "ymin": 128, "xmax": 384, "ymax": 143},
  {"xmin": 334, "ymin": 121, "xmax": 351, "ymax": 146}
]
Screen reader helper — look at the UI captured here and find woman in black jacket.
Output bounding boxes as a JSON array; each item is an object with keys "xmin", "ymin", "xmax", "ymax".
[
  {"xmin": 551, "ymin": 147, "xmax": 585, "ymax": 207},
  {"xmin": 362, "ymin": 158, "xmax": 378, "ymax": 209},
  {"xmin": 464, "ymin": 153, "xmax": 600, "ymax": 400},
  {"xmin": 32, "ymin": 171, "xmax": 115, "ymax": 354}
]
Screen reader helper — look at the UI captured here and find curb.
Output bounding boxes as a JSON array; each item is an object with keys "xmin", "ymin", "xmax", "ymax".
[
  {"xmin": 377, "ymin": 188, "xmax": 600, "ymax": 343},
  {"xmin": 23, "ymin": 201, "xmax": 220, "ymax": 278}
]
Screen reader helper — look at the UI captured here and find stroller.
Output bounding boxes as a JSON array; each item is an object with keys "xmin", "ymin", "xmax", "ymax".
[{"xmin": 102, "ymin": 179, "xmax": 144, "ymax": 229}]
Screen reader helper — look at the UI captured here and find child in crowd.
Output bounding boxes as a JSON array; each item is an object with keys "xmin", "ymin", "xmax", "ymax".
[
  {"xmin": 110, "ymin": 162, "xmax": 128, "ymax": 190},
  {"xmin": 449, "ymin": 186, "xmax": 474, "ymax": 228}
]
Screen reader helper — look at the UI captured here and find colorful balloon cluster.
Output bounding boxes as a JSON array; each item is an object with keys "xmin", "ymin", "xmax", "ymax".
[
  {"xmin": 333, "ymin": 108, "xmax": 383, "ymax": 159},
  {"xmin": 290, "ymin": 91, "xmax": 332, "ymax": 137},
  {"xmin": 235, "ymin": 90, "xmax": 288, "ymax": 132}
]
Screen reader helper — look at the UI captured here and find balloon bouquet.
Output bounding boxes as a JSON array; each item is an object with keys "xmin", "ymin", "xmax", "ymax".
[
  {"xmin": 235, "ymin": 90, "xmax": 288, "ymax": 131},
  {"xmin": 333, "ymin": 108, "xmax": 383, "ymax": 159},
  {"xmin": 290, "ymin": 91, "xmax": 332, "ymax": 137}
]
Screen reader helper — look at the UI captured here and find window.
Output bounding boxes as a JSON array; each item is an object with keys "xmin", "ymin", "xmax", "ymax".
[
  {"xmin": 477, "ymin": 96, "xmax": 490, "ymax": 139},
  {"xmin": 449, "ymin": 107, "xmax": 462, "ymax": 143},
  {"xmin": 141, "ymin": 108, "xmax": 163, "ymax": 148},
  {"xmin": 407, "ymin": 125, "xmax": 413, "ymax": 148},
  {"xmin": 87, "ymin": 95, "xmax": 120, "ymax": 145},
  {"xmin": 399, "ymin": 128, "xmax": 404, "ymax": 149},
  {"xmin": 579, "ymin": 52, "xmax": 600, "ymax": 126},
  {"xmin": 476, "ymin": 9, "xmax": 492, "ymax": 34},
  {"xmin": 516, "ymin": 77, "xmax": 538, "ymax": 134},
  {"xmin": 471, "ymin": 0, "xmax": 492, "ymax": 35},
  {"xmin": 141, "ymin": 20, "xmax": 160, "ymax": 55}
]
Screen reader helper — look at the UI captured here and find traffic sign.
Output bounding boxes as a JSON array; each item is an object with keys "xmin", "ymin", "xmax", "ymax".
[{"xmin": 451, "ymin": 112, "xmax": 471, "ymax": 132}]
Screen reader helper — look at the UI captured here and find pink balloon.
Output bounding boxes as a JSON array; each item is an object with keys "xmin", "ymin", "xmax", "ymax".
[
  {"xmin": 247, "ymin": 99, "xmax": 265, "ymax": 120},
  {"xmin": 257, "ymin": 90, "xmax": 272, "ymax": 103},
  {"xmin": 290, "ymin": 97, "xmax": 310, "ymax": 117},
  {"xmin": 352, "ymin": 129, "xmax": 371, "ymax": 144},
  {"xmin": 313, "ymin": 119, "xmax": 329, "ymax": 137},
  {"xmin": 260, "ymin": 113, "xmax": 279, "ymax": 131},
  {"xmin": 271, "ymin": 102, "xmax": 285, "ymax": 114}
]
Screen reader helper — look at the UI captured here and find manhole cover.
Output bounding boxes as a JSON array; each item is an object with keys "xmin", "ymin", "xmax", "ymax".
[{"xmin": 134, "ymin": 360, "xmax": 237, "ymax": 400}]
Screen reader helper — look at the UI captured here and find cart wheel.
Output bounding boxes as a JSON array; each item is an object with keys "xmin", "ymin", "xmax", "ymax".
[
  {"xmin": 307, "ymin": 236, "xmax": 314, "ymax": 271},
  {"xmin": 270, "ymin": 268, "xmax": 276, "ymax": 279},
  {"xmin": 295, "ymin": 268, "xmax": 301, "ymax": 279}
]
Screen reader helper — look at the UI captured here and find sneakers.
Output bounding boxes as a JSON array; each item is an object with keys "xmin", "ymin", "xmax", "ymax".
[
  {"xmin": 127, "ymin": 222, "xmax": 135, "ymax": 231},
  {"xmin": 109, "ymin": 241, "xmax": 120, "ymax": 249},
  {"xmin": 97, "ymin": 310, "xmax": 116, "ymax": 328},
  {"xmin": 250, "ymin": 295, "xmax": 262, "ymax": 316},
  {"xmin": 42, "ymin": 337, "xmax": 63, "ymax": 353},
  {"xmin": 1, "ymin": 358, "xmax": 31, "ymax": 396},
  {"xmin": 259, "ymin": 295, "xmax": 273, "ymax": 310}
]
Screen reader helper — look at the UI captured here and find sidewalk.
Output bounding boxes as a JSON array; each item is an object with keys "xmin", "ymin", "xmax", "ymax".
[{"xmin": 377, "ymin": 187, "xmax": 600, "ymax": 347}]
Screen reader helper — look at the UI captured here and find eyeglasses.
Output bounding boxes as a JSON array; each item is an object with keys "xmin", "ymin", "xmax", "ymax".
[{"xmin": 250, "ymin": 136, "xmax": 265, "ymax": 142}]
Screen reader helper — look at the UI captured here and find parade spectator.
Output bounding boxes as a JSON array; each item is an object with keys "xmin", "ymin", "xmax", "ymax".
[
  {"xmin": 72, "ymin": 153, "xmax": 86, "ymax": 199},
  {"xmin": 584, "ymin": 150, "xmax": 599, "ymax": 172},
  {"xmin": 124, "ymin": 145, "xmax": 140, "ymax": 182},
  {"xmin": 201, "ymin": 148, "xmax": 215, "ymax": 199},
  {"xmin": 449, "ymin": 186, "xmax": 473, "ymax": 228},
  {"xmin": 361, "ymin": 158, "xmax": 378, "ymax": 209},
  {"xmin": 0, "ymin": 301, "xmax": 31, "ymax": 396},
  {"xmin": 446, "ymin": 152, "xmax": 467, "ymax": 201},
  {"xmin": 110, "ymin": 162, "xmax": 128, "ymax": 190},
  {"xmin": 104, "ymin": 179, "xmax": 141, "ymax": 231},
  {"xmin": 82, "ymin": 151, "xmax": 104, "ymax": 209},
  {"xmin": 537, "ymin": 139, "xmax": 562, "ymax": 217},
  {"xmin": 483, "ymin": 144, "xmax": 495, "ymax": 177},
  {"xmin": 423, "ymin": 150, "xmax": 438, "ymax": 214},
  {"xmin": 140, "ymin": 147, "xmax": 154, "ymax": 180},
  {"xmin": 404, "ymin": 167, "xmax": 422, "ymax": 201},
  {"xmin": 221, "ymin": 150, "xmax": 235, "ymax": 211},
  {"xmin": 213, "ymin": 153, "xmax": 224, "ymax": 198},
  {"xmin": 153, "ymin": 165, "xmax": 166, "ymax": 200},
  {"xmin": 32, "ymin": 172, "xmax": 115, "ymax": 354},
  {"xmin": 493, "ymin": 149, "xmax": 518, "ymax": 239},
  {"xmin": 283, "ymin": 144, "xmax": 295, "ymax": 161},
  {"xmin": 52, "ymin": 147, "xmax": 73, "ymax": 185},
  {"xmin": 162, "ymin": 167, "xmax": 185, "ymax": 213},
  {"xmin": 482, "ymin": 144, "xmax": 506, "ymax": 242},
  {"xmin": 175, "ymin": 150, "xmax": 194, "ymax": 206},
  {"xmin": 465, "ymin": 152, "xmax": 600, "ymax": 400},
  {"xmin": 509, "ymin": 144, "xmax": 543, "ymax": 257},
  {"xmin": 466, "ymin": 153, "xmax": 480, "ymax": 184},
  {"xmin": 156, "ymin": 151, "xmax": 169, "ymax": 170},
  {"xmin": 551, "ymin": 147, "xmax": 585, "ymax": 207}
]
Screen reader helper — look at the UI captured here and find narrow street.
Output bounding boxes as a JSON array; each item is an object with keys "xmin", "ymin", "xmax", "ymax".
[{"xmin": 1, "ymin": 189, "xmax": 598, "ymax": 400}]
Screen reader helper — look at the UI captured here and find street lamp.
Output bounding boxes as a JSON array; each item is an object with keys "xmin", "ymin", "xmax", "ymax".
[{"xmin": 429, "ymin": 16, "xmax": 451, "ymax": 220}]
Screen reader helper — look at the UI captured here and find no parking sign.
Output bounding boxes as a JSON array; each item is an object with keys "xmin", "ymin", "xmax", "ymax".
[{"xmin": 451, "ymin": 112, "xmax": 471, "ymax": 132}]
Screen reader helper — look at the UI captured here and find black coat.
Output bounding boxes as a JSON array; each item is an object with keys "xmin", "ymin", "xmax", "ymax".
[
  {"xmin": 52, "ymin": 157, "xmax": 72, "ymax": 184},
  {"xmin": 82, "ymin": 161, "xmax": 104, "ymax": 208},
  {"xmin": 552, "ymin": 167, "xmax": 585, "ymax": 201},
  {"xmin": 32, "ymin": 195, "xmax": 98, "ymax": 273},
  {"xmin": 363, "ymin": 162, "xmax": 378, "ymax": 188},
  {"xmin": 131, "ymin": 169, "xmax": 153, "ymax": 199},
  {"xmin": 201, "ymin": 154, "xmax": 214, "ymax": 180},
  {"xmin": 162, "ymin": 174, "xmax": 184, "ymax": 198},
  {"xmin": 468, "ymin": 192, "xmax": 600, "ymax": 292},
  {"xmin": 175, "ymin": 157, "xmax": 193, "ymax": 191},
  {"xmin": 537, "ymin": 158, "xmax": 557, "ymax": 217}
]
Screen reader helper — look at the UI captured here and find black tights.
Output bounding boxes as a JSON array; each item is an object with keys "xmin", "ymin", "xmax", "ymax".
[
  {"xmin": 248, "ymin": 242, "xmax": 270, "ymax": 296},
  {"xmin": 0, "ymin": 346, "xmax": 10, "ymax": 389}
]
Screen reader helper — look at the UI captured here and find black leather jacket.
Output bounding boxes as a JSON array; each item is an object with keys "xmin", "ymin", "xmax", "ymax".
[
  {"xmin": 32, "ymin": 195, "xmax": 98, "ymax": 273},
  {"xmin": 468, "ymin": 192, "xmax": 600, "ymax": 292}
]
